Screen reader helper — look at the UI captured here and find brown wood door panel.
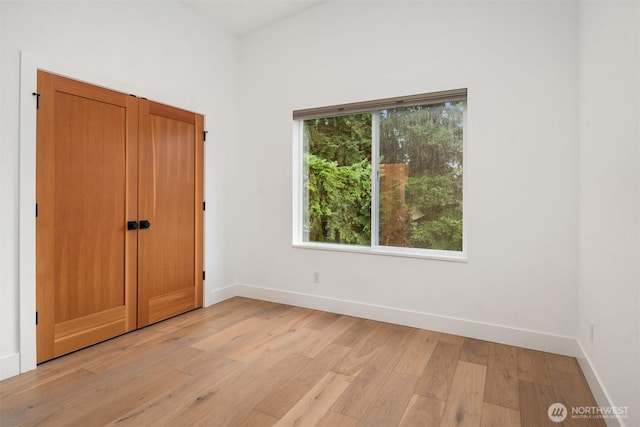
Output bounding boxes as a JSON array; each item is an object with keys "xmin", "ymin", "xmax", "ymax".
[
  {"xmin": 36, "ymin": 71, "xmax": 139, "ymax": 363},
  {"xmin": 137, "ymin": 99, "xmax": 204, "ymax": 327},
  {"xmin": 53, "ymin": 307, "xmax": 127, "ymax": 356},
  {"xmin": 36, "ymin": 71, "xmax": 203, "ymax": 362}
]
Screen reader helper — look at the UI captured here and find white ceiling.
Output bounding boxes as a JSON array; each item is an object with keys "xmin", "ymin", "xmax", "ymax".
[{"xmin": 181, "ymin": 0, "xmax": 326, "ymax": 37}]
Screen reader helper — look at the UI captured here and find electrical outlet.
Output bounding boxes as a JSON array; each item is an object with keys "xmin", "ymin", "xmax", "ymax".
[
  {"xmin": 313, "ymin": 271, "xmax": 320, "ymax": 284},
  {"xmin": 589, "ymin": 322, "xmax": 595, "ymax": 343}
]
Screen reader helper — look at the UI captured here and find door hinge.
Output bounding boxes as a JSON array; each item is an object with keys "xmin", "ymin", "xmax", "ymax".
[
  {"xmin": 203, "ymin": 201, "xmax": 206, "ymax": 211},
  {"xmin": 32, "ymin": 92, "xmax": 41, "ymax": 109},
  {"xmin": 36, "ymin": 311, "xmax": 39, "ymax": 325},
  {"xmin": 35, "ymin": 203, "xmax": 39, "ymax": 218},
  {"xmin": 203, "ymin": 131, "xmax": 208, "ymax": 142},
  {"xmin": 203, "ymin": 271, "xmax": 206, "ymax": 281}
]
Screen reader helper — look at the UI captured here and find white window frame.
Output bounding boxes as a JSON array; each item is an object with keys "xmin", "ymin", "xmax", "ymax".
[{"xmin": 292, "ymin": 90, "xmax": 468, "ymax": 262}]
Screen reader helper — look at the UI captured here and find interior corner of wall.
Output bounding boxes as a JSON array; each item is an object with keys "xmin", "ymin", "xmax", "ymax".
[{"xmin": 574, "ymin": 339, "xmax": 623, "ymax": 427}]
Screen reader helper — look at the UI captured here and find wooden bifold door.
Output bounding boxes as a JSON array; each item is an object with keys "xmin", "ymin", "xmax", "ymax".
[{"xmin": 36, "ymin": 71, "xmax": 203, "ymax": 363}]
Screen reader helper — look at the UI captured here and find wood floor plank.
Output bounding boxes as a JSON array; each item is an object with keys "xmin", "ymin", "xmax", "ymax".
[
  {"xmin": 545, "ymin": 352, "xmax": 581, "ymax": 375},
  {"xmin": 191, "ymin": 306, "xmax": 309, "ymax": 364},
  {"xmin": 48, "ymin": 369, "xmax": 192, "ymax": 427},
  {"xmin": 517, "ymin": 348, "xmax": 551, "ymax": 385},
  {"xmin": 439, "ymin": 361, "xmax": 487, "ymax": 427},
  {"xmin": 306, "ymin": 310, "xmax": 342, "ymax": 330},
  {"xmin": 84, "ymin": 322, "xmax": 214, "ymax": 374},
  {"xmin": 275, "ymin": 371, "xmax": 353, "ymax": 426},
  {"xmin": 483, "ymin": 343, "xmax": 519, "ymax": 410},
  {"xmin": 0, "ymin": 352, "xmax": 97, "ymax": 399},
  {"xmin": 240, "ymin": 411, "xmax": 280, "ymax": 427},
  {"xmin": 480, "ymin": 402, "xmax": 521, "ymax": 427},
  {"xmin": 252, "ymin": 302, "xmax": 297, "ymax": 320},
  {"xmin": 414, "ymin": 341, "xmax": 462, "ymax": 401},
  {"xmin": 0, "ymin": 368, "xmax": 98, "ymax": 425},
  {"xmin": 109, "ymin": 357, "xmax": 244, "ymax": 425},
  {"xmin": 190, "ymin": 316, "xmax": 269, "ymax": 352},
  {"xmin": 518, "ymin": 380, "xmax": 556, "ymax": 427},
  {"xmin": 331, "ymin": 318, "xmax": 377, "ymax": 348},
  {"xmin": 358, "ymin": 371, "xmax": 418, "ymax": 427},
  {"xmin": 399, "ymin": 394, "xmax": 446, "ymax": 427},
  {"xmin": 460, "ymin": 338, "xmax": 490, "ymax": 366},
  {"xmin": 195, "ymin": 298, "xmax": 275, "ymax": 331},
  {"xmin": 332, "ymin": 322, "xmax": 408, "ymax": 377},
  {"xmin": 331, "ymin": 343, "xmax": 404, "ymax": 419},
  {"xmin": 228, "ymin": 307, "xmax": 315, "ymax": 363},
  {"xmin": 254, "ymin": 344, "xmax": 351, "ymax": 418},
  {"xmin": 164, "ymin": 349, "xmax": 311, "ymax": 426},
  {"xmin": 549, "ymin": 370, "xmax": 606, "ymax": 427},
  {"xmin": 153, "ymin": 297, "xmax": 263, "ymax": 334},
  {"xmin": 439, "ymin": 333, "xmax": 465, "ymax": 345},
  {"xmin": 331, "ymin": 338, "xmax": 383, "ymax": 377},
  {"xmin": 1, "ymin": 325, "xmax": 166, "ymax": 398},
  {"xmin": 383, "ymin": 323, "xmax": 415, "ymax": 348},
  {"xmin": 316, "ymin": 410, "xmax": 360, "ymax": 427},
  {"xmin": 152, "ymin": 310, "xmax": 210, "ymax": 333},
  {"xmin": 179, "ymin": 347, "xmax": 243, "ymax": 377},
  {"xmin": 394, "ymin": 329, "xmax": 440, "ymax": 377},
  {"xmin": 296, "ymin": 315, "xmax": 358, "ymax": 358}
]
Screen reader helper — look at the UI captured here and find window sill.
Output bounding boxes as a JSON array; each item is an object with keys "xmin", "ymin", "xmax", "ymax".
[{"xmin": 292, "ymin": 242, "xmax": 467, "ymax": 262}]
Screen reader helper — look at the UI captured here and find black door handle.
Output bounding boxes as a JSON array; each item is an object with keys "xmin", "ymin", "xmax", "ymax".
[
  {"xmin": 127, "ymin": 221, "xmax": 138, "ymax": 230},
  {"xmin": 139, "ymin": 220, "xmax": 151, "ymax": 229}
]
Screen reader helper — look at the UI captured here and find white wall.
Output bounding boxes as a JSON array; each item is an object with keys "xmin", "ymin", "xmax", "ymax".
[
  {"xmin": 578, "ymin": 2, "xmax": 640, "ymax": 426},
  {"xmin": 237, "ymin": 0, "xmax": 580, "ymax": 350},
  {"xmin": 0, "ymin": 1, "xmax": 239, "ymax": 379}
]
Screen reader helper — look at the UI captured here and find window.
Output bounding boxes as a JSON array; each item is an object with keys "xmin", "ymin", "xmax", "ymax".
[{"xmin": 293, "ymin": 89, "xmax": 467, "ymax": 260}]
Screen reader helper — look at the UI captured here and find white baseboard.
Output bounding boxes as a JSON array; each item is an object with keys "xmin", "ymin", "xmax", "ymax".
[
  {"xmin": 205, "ymin": 284, "xmax": 238, "ymax": 307},
  {"xmin": 233, "ymin": 283, "xmax": 579, "ymax": 357},
  {"xmin": 575, "ymin": 340, "xmax": 623, "ymax": 427},
  {"xmin": 0, "ymin": 353, "xmax": 21, "ymax": 381}
]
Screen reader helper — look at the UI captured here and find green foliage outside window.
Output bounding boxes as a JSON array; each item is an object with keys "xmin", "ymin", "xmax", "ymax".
[
  {"xmin": 380, "ymin": 103, "xmax": 464, "ymax": 251},
  {"xmin": 303, "ymin": 114, "xmax": 372, "ymax": 245},
  {"xmin": 303, "ymin": 102, "xmax": 464, "ymax": 252}
]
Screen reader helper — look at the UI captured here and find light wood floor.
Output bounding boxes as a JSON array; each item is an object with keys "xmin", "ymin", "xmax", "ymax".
[{"xmin": 1, "ymin": 297, "xmax": 604, "ymax": 427}]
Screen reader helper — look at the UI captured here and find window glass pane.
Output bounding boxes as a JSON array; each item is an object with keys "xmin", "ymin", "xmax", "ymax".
[
  {"xmin": 303, "ymin": 114, "xmax": 372, "ymax": 245},
  {"xmin": 378, "ymin": 102, "xmax": 464, "ymax": 251}
]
